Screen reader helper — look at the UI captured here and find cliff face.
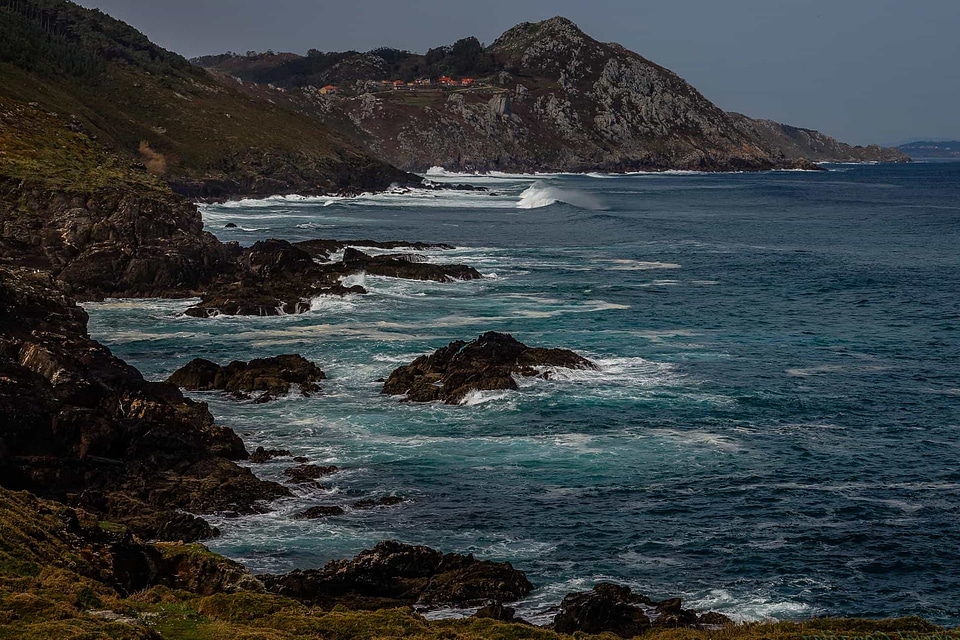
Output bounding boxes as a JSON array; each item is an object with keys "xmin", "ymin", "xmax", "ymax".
[{"xmin": 204, "ymin": 16, "xmax": 906, "ymax": 173}]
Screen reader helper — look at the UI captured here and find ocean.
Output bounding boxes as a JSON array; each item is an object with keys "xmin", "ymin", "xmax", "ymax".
[{"xmin": 85, "ymin": 162, "xmax": 960, "ymax": 625}]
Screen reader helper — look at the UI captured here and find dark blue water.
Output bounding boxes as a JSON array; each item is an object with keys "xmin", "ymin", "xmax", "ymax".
[{"xmin": 86, "ymin": 163, "xmax": 960, "ymax": 624}]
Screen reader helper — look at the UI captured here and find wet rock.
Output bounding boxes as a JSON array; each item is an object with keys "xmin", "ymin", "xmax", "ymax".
[
  {"xmin": 224, "ymin": 222, "xmax": 237, "ymax": 228},
  {"xmin": 262, "ymin": 540, "xmax": 532, "ymax": 609},
  {"xmin": 352, "ymin": 496, "xmax": 404, "ymax": 509},
  {"xmin": 0, "ymin": 268, "xmax": 290, "ymax": 541},
  {"xmin": 283, "ymin": 464, "xmax": 338, "ymax": 484},
  {"xmin": 342, "ymin": 247, "xmax": 482, "ymax": 282},
  {"xmin": 382, "ymin": 331, "xmax": 597, "ymax": 404},
  {"xmin": 249, "ymin": 447, "xmax": 292, "ymax": 464},
  {"xmin": 552, "ymin": 583, "xmax": 733, "ymax": 637},
  {"xmin": 295, "ymin": 505, "xmax": 346, "ymax": 519},
  {"xmin": 167, "ymin": 355, "xmax": 325, "ymax": 400}
]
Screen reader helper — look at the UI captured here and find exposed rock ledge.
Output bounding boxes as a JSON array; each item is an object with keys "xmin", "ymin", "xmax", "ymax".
[
  {"xmin": 261, "ymin": 540, "xmax": 533, "ymax": 609},
  {"xmin": 167, "ymin": 354, "xmax": 326, "ymax": 402},
  {"xmin": 382, "ymin": 331, "xmax": 597, "ymax": 404}
]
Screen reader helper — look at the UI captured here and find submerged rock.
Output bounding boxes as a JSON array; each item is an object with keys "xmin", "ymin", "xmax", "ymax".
[
  {"xmin": 352, "ymin": 496, "xmax": 404, "ymax": 510},
  {"xmin": 166, "ymin": 355, "xmax": 325, "ymax": 400},
  {"xmin": 381, "ymin": 331, "xmax": 597, "ymax": 404},
  {"xmin": 261, "ymin": 540, "xmax": 532, "ymax": 608},
  {"xmin": 552, "ymin": 583, "xmax": 733, "ymax": 637}
]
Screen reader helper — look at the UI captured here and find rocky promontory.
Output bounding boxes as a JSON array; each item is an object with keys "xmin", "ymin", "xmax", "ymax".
[
  {"xmin": 167, "ymin": 354, "xmax": 326, "ymax": 401},
  {"xmin": 382, "ymin": 332, "xmax": 597, "ymax": 404},
  {"xmin": 262, "ymin": 540, "xmax": 533, "ymax": 609}
]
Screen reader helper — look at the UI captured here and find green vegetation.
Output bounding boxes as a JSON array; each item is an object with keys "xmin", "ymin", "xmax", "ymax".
[
  {"xmin": 0, "ymin": 486, "xmax": 956, "ymax": 639},
  {"xmin": 0, "ymin": 0, "xmax": 405, "ymax": 198}
]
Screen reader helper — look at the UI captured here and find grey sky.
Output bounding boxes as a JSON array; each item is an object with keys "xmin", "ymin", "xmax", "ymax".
[{"xmin": 75, "ymin": 0, "xmax": 960, "ymax": 145}]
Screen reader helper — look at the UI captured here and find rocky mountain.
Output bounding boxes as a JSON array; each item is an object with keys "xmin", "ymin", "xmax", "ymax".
[{"xmin": 197, "ymin": 17, "xmax": 908, "ymax": 173}]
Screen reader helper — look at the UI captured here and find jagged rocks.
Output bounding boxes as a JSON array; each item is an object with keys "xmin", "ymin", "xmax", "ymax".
[
  {"xmin": 381, "ymin": 331, "xmax": 597, "ymax": 404},
  {"xmin": 342, "ymin": 248, "xmax": 482, "ymax": 282},
  {"xmin": 261, "ymin": 540, "xmax": 533, "ymax": 608},
  {"xmin": 0, "ymin": 267, "xmax": 289, "ymax": 541},
  {"xmin": 283, "ymin": 464, "xmax": 339, "ymax": 484},
  {"xmin": 167, "ymin": 355, "xmax": 326, "ymax": 401},
  {"xmin": 552, "ymin": 583, "xmax": 733, "ymax": 637}
]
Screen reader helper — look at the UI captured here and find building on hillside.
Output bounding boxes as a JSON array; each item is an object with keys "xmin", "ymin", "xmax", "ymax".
[
  {"xmin": 414, "ymin": 78, "xmax": 432, "ymax": 86},
  {"xmin": 438, "ymin": 76, "xmax": 457, "ymax": 87},
  {"xmin": 393, "ymin": 80, "xmax": 406, "ymax": 89},
  {"xmin": 460, "ymin": 78, "xmax": 475, "ymax": 87},
  {"xmin": 319, "ymin": 84, "xmax": 338, "ymax": 95}
]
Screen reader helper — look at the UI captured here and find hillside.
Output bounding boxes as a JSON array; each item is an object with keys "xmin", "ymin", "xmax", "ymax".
[
  {"xmin": 897, "ymin": 140, "xmax": 960, "ymax": 159},
  {"xmin": 0, "ymin": 0, "xmax": 412, "ymax": 198},
  {"xmin": 196, "ymin": 17, "xmax": 908, "ymax": 173}
]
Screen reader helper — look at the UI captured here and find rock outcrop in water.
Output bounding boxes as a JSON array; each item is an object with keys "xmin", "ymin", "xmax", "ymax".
[
  {"xmin": 167, "ymin": 355, "xmax": 326, "ymax": 401},
  {"xmin": 0, "ymin": 267, "xmax": 289, "ymax": 542},
  {"xmin": 382, "ymin": 332, "xmax": 597, "ymax": 404},
  {"xmin": 552, "ymin": 583, "xmax": 733, "ymax": 637},
  {"xmin": 184, "ymin": 238, "xmax": 482, "ymax": 317},
  {"xmin": 262, "ymin": 540, "xmax": 533, "ymax": 608}
]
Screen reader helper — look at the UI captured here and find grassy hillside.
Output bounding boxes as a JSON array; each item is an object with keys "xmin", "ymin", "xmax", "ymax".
[{"xmin": 0, "ymin": 0, "xmax": 410, "ymax": 198}]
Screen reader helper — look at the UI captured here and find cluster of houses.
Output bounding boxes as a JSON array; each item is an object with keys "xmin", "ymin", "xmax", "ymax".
[
  {"xmin": 317, "ymin": 76, "xmax": 479, "ymax": 95},
  {"xmin": 388, "ymin": 76, "xmax": 478, "ymax": 90}
]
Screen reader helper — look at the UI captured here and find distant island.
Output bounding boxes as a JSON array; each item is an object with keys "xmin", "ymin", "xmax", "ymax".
[{"xmin": 897, "ymin": 141, "xmax": 960, "ymax": 159}]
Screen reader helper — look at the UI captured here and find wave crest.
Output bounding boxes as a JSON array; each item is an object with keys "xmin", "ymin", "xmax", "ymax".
[{"xmin": 517, "ymin": 181, "xmax": 604, "ymax": 210}]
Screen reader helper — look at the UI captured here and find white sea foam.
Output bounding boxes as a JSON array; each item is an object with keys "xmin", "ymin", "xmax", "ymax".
[
  {"xmin": 601, "ymin": 259, "xmax": 682, "ymax": 271},
  {"xmin": 459, "ymin": 389, "xmax": 514, "ymax": 406},
  {"xmin": 688, "ymin": 588, "xmax": 818, "ymax": 622},
  {"xmin": 517, "ymin": 181, "xmax": 605, "ymax": 210}
]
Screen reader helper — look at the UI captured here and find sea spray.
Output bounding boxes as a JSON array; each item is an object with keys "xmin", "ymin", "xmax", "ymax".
[{"xmin": 517, "ymin": 181, "xmax": 605, "ymax": 210}]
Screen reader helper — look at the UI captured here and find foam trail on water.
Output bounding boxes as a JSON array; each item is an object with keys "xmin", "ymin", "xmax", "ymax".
[{"xmin": 517, "ymin": 181, "xmax": 605, "ymax": 210}]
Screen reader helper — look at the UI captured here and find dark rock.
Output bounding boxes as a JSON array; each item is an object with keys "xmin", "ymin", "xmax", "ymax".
[
  {"xmin": 224, "ymin": 222, "xmax": 238, "ymax": 228},
  {"xmin": 249, "ymin": 446, "xmax": 293, "ymax": 464},
  {"xmin": 262, "ymin": 540, "xmax": 532, "ymax": 609},
  {"xmin": 0, "ymin": 268, "xmax": 290, "ymax": 541},
  {"xmin": 167, "ymin": 355, "xmax": 325, "ymax": 400},
  {"xmin": 473, "ymin": 603, "xmax": 517, "ymax": 622},
  {"xmin": 283, "ymin": 464, "xmax": 338, "ymax": 484},
  {"xmin": 552, "ymin": 582, "xmax": 732, "ymax": 637},
  {"xmin": 382, "ymin": 331, "xmax": 597, "ymax": 404},
  {"xmin": 352, "ymin": 496, "xmax": 404, "ymax": 510},
  {"xmin": 295, "ymin": 505, "xmax": 346, "ymax": 519},
  {"xmin": 292, "ymin": 456, "xmax": 309, "ymax": 464},
  {"xmin": 342, "ymin": 247, "xmax": 481, "ymax": 282}
]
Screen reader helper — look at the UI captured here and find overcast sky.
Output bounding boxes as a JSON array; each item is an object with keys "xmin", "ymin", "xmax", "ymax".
[{"xmin": 76, "ymin": 0, "xmax": 960, "ymax": 145}]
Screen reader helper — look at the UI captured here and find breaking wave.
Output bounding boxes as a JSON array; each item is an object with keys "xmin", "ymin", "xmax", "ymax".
[{"xmin": 517, "ymin": 182, "xmax": 605, "ymax": 210}]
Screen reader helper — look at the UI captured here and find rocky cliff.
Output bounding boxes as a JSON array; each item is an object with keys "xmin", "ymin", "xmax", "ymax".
[{"xmin": 0, "ymin": 266, "xmax": 289, "ymax": 541}]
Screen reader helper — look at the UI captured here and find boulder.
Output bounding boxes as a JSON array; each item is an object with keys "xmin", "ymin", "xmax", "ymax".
[
  {"xmin": 167, "ymin": 355, "xmax": 325, "ymax": 400},
  {"xmin": 262, "ymin": 540, "xmax": 532, "ymax": 609},
  {"xmin": 249, "ymin": 447, "xmax": 292, "ymax": 464},
  {"xmin": 552, "ymin": 583, "xmax": 733, "ymax": 637},
  {"xmin": 381, "ymin": 331, "xmax": 597, "ymax": 404},
  {"xmin": 283, "ymin": 464, "xmax": 339, "ymax": 484},
  {"xmin": 295, "ymin": 505, "xmax": 346, "ymax": 519}
]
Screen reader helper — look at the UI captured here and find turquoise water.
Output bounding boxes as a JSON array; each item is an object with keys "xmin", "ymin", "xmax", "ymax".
[{"xmin": 86, "ymin": 163, "xmax": 960, "ymax": 624}]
